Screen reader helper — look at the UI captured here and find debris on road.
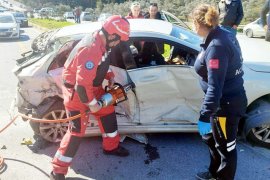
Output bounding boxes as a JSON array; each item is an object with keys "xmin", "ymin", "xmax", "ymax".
[{"xmin": 21, "ymin": 138, "xmax": 33, "ymax": 145}]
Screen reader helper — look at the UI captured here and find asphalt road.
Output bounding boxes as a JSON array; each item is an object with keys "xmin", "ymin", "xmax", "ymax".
[{"xmin": 0, "ymin": 27, "xmax": 269, "ymax": 180}]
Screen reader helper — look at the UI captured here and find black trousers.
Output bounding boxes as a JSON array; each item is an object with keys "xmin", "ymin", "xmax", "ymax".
[{"xmin": 202, "ymin": 96, "xmax": 247, "ymax": 180}]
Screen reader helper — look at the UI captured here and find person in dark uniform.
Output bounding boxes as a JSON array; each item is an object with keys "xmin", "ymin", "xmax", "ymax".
[
  {"xmin": 192, "ymin": 4, "xmax": 247, "ymax": 180},
  {"xmin": 218, "ymin": 0, "xmax": 244, "ymax": 35}
]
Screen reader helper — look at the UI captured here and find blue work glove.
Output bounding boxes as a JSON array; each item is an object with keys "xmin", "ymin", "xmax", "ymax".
[{"xmin": 198, "ymin": 120, "xmax": 212, "ymax": 136}]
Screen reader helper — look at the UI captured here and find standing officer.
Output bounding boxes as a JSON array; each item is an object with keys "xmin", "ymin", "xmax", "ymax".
[
  {"xmin": 218, "ymin": 0, "xmax": 244, "ymax": 35},
  {"xmin": 50, "ymin": 15, "xmax": 130, "ymax": 180},
  {"xmin": 192, "ymin": 4, "xmax": 247, "ymax": 180},
  {"xmin": 260, "ymin": 0, "xmax": 270, "ymax": 41}
]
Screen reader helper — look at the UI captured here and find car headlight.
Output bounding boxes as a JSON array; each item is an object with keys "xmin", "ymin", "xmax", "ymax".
[{"xmin": 9, "ymin": 27, "xmax": 17, "ymax": 31}]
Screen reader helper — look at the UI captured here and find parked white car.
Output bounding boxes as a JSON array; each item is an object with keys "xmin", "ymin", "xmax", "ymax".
[
  {"xmin": 0, "ymin": 12, "xmax": 20, "ymax": 39},
  {"xmin": 13, "ymin": 19, "xmax": 270, "ymax": 148},
  {"xmin": 243, "ymin": 18, "xmax": 265, "ymax": 38},
  {"xmin": 63, "ymin": 12, "xmax": 74, "ymax": 20},
  {"xmin": 80, "ymin": 11, "xmax": 93, "ymax": 22}
]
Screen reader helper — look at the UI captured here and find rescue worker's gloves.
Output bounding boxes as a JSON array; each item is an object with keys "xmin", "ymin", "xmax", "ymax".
[
  {"xmin": 89, "ymin": 101, "xmax": 102, "ymax": 113},
  {"xmin": 198, "ymin": 120, "xmax": 211, "ymax": 136}
]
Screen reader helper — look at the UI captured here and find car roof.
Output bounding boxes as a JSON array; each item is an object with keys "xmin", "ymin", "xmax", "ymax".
[
  {"xmin": 0, "ymin": 12, "xmax": 13, "ymax": 16},
  {"xmin": 53, "ymin": 19, "xmax": 173, "ymax": 38}
]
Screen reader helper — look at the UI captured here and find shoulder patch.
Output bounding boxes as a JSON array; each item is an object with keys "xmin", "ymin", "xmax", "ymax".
[
  {"xmin": 209, "ymin": 59, "xmax": 219, "ymax": 69},
  {"xmin": 85, "ymin": 61, "xmax": 94, "ymax": 70}
]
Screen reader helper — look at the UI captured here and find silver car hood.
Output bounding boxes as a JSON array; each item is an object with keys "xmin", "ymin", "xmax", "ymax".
[
  {"xmin": 244, "ymin": 61, "xmax": 270, "ymax": 73},
  {"xmin": 0, "ymin": 23, "xmax": 17, "ymax": 28}
]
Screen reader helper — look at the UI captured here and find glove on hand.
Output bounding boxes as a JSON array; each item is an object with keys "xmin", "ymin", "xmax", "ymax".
[
  {"xmin": 89, "ymin": 101, "xmax": 102, "ymax": 113},
  {"xmin": 198, "ymin": 120, "xmax": 212, "ymax": 136}
]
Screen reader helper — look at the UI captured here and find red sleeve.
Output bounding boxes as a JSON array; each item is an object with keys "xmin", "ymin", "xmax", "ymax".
[{"xmin": 75, "ymin": 47, "xmax": 101, "ymax": 105}]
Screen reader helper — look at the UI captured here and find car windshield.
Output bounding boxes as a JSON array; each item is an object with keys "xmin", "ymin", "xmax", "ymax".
[
  {"xmin": 0, "ymin": 15, "xmax": 14, "ymax": 23},
  {"xmin": 13, "ymin": 13, "xmax": 25, "ymax": 17},
  {"xmin": 171, "ymin": 25, "xmax": 202, "ymax": 48}
]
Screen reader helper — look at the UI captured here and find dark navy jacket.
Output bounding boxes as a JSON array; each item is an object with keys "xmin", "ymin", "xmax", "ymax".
[
  {"xmin": 194, "ymin": 26, "xmax": 245, "ymax": 122},
  {"xmin": 218, "ymin": 0, "xmax": 244, "ymax": 27}
]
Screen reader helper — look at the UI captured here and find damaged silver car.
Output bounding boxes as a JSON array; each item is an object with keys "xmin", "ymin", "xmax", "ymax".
[{"xmin": 13, "ymin": 19, "xmax": 270, "ymax": 148}]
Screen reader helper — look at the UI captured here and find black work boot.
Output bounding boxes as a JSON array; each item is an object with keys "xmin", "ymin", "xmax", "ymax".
[
  {"xmin": 196, "ymin": 171, "xmax": 216, "ymax": 180},
  {"xmin": 50, "ymin": 171, "xmax": 65, "ymax": 180},
  {"xmin": 103, "ymin": 145, "xmax": 129, "ymax": 157}
]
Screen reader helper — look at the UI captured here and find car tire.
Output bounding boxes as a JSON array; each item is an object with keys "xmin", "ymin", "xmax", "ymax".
[
  {"xmin": 247, "ymin": 125, "xmax": 270, "ymax": 148},
  {"xmin": 246, "ymin": 100, "xmax": 270, "ymax": 148},
  {"xmin": 265, "ymin": 30, "xmax": 270, "ymax": 42},
  {"xmin": 245, "ymin": 29, "xmax": 253, "ymax": 38},
  {"xmin": 30, "ymin": 101, "xmax": 69, "ymax": 143}
]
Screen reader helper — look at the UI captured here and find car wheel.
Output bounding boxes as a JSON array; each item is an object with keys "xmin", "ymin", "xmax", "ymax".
[
  {"xmin": 30, "ymin": 102, "xmax": 69, "ymax": 143},
  {"xmin": 245, "ymin": 29, "xmax": 253, "ymax": 38},
  {"xmin": 245, "ymin": 100, "xmax": 270, "ymax": 148},
  {"xmin": 247, "ymin": 125, "xmax": 270, "ymax": 148}
]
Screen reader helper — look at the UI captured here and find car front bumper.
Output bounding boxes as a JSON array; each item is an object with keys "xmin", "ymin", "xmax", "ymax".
[{"xmin": 0, "ymin": 29, "xmax": 19, "ymax": 39}]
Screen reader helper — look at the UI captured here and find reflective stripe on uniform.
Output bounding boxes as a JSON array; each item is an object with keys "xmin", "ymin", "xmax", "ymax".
[
  {"xmin": 55, "ymin": 151, "xmax": 73, "ymax": 163},
  {"xmin": 88, "ymin": 98, "xmax": 97, "ymax": 106},
  {"xmin": 102, "ymin": 130, "xmax": 118, "ymax": 138},
  {"xmin": 227, "ymin": 139, "xmax": 236, "ymax": 152},
  {"xmin": 218, "ymin": 117, "xmax": 227, "ymax": 139}
]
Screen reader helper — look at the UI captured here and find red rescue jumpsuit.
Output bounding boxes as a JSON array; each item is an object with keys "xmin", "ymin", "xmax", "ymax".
[{"xmin": 52, "ymin": 32, "xmax": 120, "ymax": 175}]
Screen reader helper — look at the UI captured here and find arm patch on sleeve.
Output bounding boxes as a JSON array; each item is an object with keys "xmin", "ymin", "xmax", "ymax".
[
  {"xmin": 209, "ymin": 59, "xmax": 219, "ymax": 69},
  {"xmin": 85, "ymin": 61, "xmax": 94, "ymax": 70}
]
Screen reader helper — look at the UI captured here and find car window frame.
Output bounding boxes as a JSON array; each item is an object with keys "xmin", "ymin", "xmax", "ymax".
[{"xmin": 128, "ymin": 36, "xmax": 198, "ymax": 70}]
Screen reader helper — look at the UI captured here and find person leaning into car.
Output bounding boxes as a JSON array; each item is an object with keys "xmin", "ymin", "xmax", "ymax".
[
  {"xmin": 191, "ymin": 4, "xmax": 247, "ymax": 180},
  {"xmin": 50, "ymin": 15, "xmax": 130, "ymax": 180},
  {"xmin": 218, "ymin": 0, "xmax": 244, "ymax": 35}
]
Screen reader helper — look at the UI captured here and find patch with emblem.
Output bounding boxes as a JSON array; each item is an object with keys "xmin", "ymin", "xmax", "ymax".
[
  {"xmin": 85, "ymin": 61, "xmax": 94, "ymax": 70},
  {"xmin": 209, "ymin": 59, "xmax": 219, "ymax": 69}
]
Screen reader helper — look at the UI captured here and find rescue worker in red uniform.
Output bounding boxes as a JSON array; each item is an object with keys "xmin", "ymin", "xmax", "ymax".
[{"xmin": 50, "ymin": 15, "xmax": 130, "ymax": 180}]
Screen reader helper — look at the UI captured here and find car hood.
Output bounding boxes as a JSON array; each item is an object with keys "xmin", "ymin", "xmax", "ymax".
[
  {"xmin": 31, "ymin": 29, "xmax": 59, "ymax": 52},
  {"xmin": 15, "ymin": 17, "xmax": 27, "ymax": 20},
  {"xmin": 0, "ymin": 23, "xmax": 17, "ymax": 28},
  {"xmin": 244, "ymin": 61, "xmax": 270, "ymax": 73}
]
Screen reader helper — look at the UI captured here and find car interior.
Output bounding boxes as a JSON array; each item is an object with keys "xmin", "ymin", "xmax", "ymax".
[{"xmin": 48, "ymin": 36, "xmax": 198, "ymax": 72}]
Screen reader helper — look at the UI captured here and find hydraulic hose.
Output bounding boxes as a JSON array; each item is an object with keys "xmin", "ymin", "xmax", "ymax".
[{"xmin": 0, "ymin": 112, "xmax": 86, "ymax": 168}]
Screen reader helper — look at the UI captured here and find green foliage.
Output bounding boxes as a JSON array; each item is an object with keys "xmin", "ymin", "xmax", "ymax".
[{"xmin": 29, "ymin": 18, "xmax": 74, "ymax": 29}]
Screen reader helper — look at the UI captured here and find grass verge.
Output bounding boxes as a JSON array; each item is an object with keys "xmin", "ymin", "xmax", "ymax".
[{"xmin": 29, "ymin": 18, "xmax": 75, "ymax": 29}]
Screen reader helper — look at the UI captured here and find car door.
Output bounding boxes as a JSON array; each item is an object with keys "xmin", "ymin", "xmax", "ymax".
[{"xmin": 127, "ymin": 37, "xmax": 203, "ymax": 125}]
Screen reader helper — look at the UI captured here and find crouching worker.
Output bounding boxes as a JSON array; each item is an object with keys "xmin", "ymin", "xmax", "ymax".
[
  {"xmin": 191, "ymin": 4, "xmax": 247, "ymax": 180},
  {"xmin": 50, "ymin": 15, "xmax": 130, "ymax": 180}
]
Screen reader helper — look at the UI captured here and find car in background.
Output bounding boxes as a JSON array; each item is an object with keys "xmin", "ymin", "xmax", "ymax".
[
  {"xmin": 0, "ymin": 7, "xmax": 8, "ymax": 12},
  {"xmin": 243, "ymin": 18, "xmax": 265, "ymax": 38},
  {"xmin": 39, "ymin": 7, "xmax": 53, "ymax": 16},
  {"xmin": 0, "ymin": 12, "xmax": 20, "ymax": 39},
  {"xmin": 97, "ymin": 13, "xmax": 112, "ymax": 22},
  {"xmin": 80, "ymin": 11, "xmax": 93, "ymax": 22},
  {"xmin": 12, "ymin": 12, "xmax": 28, "ymax": 27},
  {"xmin": 243, "ymin": 14, "xmax": 269, "ymax": 41},
  {"xmin": 63, "ymin": 12, "xmax": 75, "ymax": 20},
  {"xmin": 13, "ymin": 19, "xmax": 270, "ymax": 149}
]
